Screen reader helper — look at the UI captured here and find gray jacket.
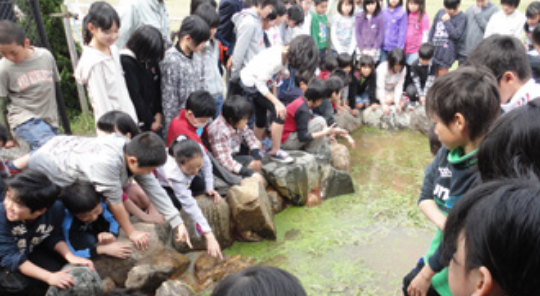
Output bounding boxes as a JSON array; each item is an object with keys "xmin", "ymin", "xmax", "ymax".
[
  {"xmin": 231, "ymin": 8, "xmax": 265, "ymax": 79},
  {"xmin": 28, "ymin": 134, "xmax": 183, "ymax": 229},
  {"xmin": 458, "ymin": 3, "xmax": 498, "ymax": 58}
]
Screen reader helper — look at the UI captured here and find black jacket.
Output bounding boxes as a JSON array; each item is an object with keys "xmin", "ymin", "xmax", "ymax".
[{"xmin": 348, "ymin": 71, "xmax": 377, "ymax": 108}]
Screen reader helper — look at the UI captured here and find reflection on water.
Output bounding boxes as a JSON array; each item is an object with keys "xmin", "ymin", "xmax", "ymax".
[{"xmin": 223, "ymin": 128, "xmax": 437, "ymax": 295}]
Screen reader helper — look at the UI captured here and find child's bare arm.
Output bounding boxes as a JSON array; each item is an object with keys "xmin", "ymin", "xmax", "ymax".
[{"xmin": 419, "ymin": 200, "xmax": 447, "ymax": 230}]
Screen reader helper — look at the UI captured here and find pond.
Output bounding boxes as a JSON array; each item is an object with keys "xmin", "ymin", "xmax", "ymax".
[{"xmin": 223, "ymin": 127, "xmax": 438, "ymax": 295}]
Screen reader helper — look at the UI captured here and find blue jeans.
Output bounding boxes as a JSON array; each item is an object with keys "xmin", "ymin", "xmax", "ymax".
[
  {"xmin": 406, "ymin": 53, "xmax": 419, "ymax": 66},
  {"xmin": 13, "ymin": 118, "xmax": 58, "ymax": 150},
  {"xmin": 213, "ymin": 94, "xmax": 224, "ymax": 119}
]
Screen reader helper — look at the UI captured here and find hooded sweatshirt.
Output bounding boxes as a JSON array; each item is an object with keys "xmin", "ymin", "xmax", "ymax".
[
  {"xmin": 115, "ymin": 0, "xmax": 171, "ymax": 49},
  {"xmin": 75, "ymin": 45, "xmax": 138, "ymax": 125},
  {"xmin": 231, "ymin": 8, "xmax": 266, "ymax": 79},
  {"xmin": 197, "ymin": 39, "xmax": 224, "ymax": 98},
  {"xmin": 458, "ymin": 3, "xmax": 498, "ymax": 58},
  {"xmin": 382, "ymin": 6, "xmax": 408, "ymax": 52}
]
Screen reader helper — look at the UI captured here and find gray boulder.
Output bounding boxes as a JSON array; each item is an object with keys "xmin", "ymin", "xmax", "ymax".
[
  {"xmin": 320, "ymin": 165, "xmax": 355, "ymax": 199},
  {"xmin": 156, "ymin": 280, "xmax": 194, "ymax": 296},
  {"xmin": 362, "ymin": 107, "xmax": 383, "ymax": 127},
  {"xmin": 262, "ymin": 151, "xmax": 320, "ymax": 206},
  {"xmin": 409, "ymin": 106, "xmax": 432, "ymax": 135},
  {"xmin": 45, "ymin": 265, "xmax": 102, "ymax": 296},
  {"xmin": 335, "ymin": 111, "xmax": 361, "ymax": 133}
]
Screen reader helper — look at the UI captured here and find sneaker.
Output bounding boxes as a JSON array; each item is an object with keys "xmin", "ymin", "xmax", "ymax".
[{"xmin": 269, "ymin": 150, "xmax": 294, "ymax": 164}]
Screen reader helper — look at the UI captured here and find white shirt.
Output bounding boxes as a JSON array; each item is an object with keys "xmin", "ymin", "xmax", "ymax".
[{"xmin": 484, "ymin": 10, "xmax": 526, "ymax": 39}]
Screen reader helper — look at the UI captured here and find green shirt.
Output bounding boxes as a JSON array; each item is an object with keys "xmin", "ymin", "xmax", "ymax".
[{"xmin": 311, "ymin": 12, "xmax": 328, "ymax": 49}]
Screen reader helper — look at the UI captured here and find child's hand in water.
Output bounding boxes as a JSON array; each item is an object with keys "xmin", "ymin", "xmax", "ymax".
[
  {"xmin": 205, "ymin": 232, "xmax": 223, "ymax": 260},
  {"xmin": 97, "ymin": 232, "xmax": 116, "ymax": 244},
  {"xmin": 207, "ymin": 189, "xmax": 222, "ymax": 203}
]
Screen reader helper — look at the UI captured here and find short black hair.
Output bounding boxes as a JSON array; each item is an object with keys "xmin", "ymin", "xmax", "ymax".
[
  {"xmin": 97, "ymin": 111, "xmax": 140, "ymax": 138},
  {"xmin": 222, "ymin": 95, "xmax": 252, "ymax": 127},
  {"xmin": 126, "ymin": 25, "xmax": 165, "ymax": 63},
  {"xmin": 125, "ymin": 132, "xmax": 167, "ymax": 167},
  {"xmin": 274, "ymin": 1, "xmax": 287, "ymax": 16},
  {"xmin": 6, "ymin": 170, "xmax": 59, "ymax": 213},
  {"xmin": 441, "ymin": 179, "xmax": 540, "ymax": 296},
  {"xmin": 426, "ymin": 66, "xmax": 501, "ymax": 141},
  {"xmin": 418, "ymin": 43, "xmax": 434, "ymax": 60},
  {"xmin": 525, "ymin": 1, "xmax": 540, "ymax": 18},
  {"xmin": 211, "ymin": 266, "xmax": 307, "ymax": 296},
  {"xmin": 443, "ymin": 0, "xmax": 460, "ymax": 9},
  {"xmin": 288, "ymin": 35, "xmax": 319, "ymax": 86},
  {"xmin": 287, "ymin": 4, "xmax": 305, "ymax": 25},
  {"xmin": 178, "ymin": 15, "xmax": 210, "ymax": 46},
  {"xmin": 190, "ymin": 0, "xmax": 217, "ymax": 14},
  {"xmin": 326, "ymin": 77, "xmax": 344, "ymax": 95},
  {"xmin": 465, "ymin": 35, "xmax": 531, "ymax": 83},
  {"xmin": 252, "ymin": 0, "xmax": 279, "ymax": 8},
  {"xmin": 358, "ymin": 55, "xmax": 375, "ymax": 70},
  {"xmin": 428, "ymin": 124, "xmax": 441, "ymax": 156},
  {"xmin": 320, "ymin": 55, "xmax": 338, "ymax": 72},
  {"xmin": 501, "ymin": 0, "xmax": 520, "ymax": 8},
  {"xmin": 168, "ymin": 137, "xmax": 203, "ymax": 165},
  {"xmin": 363, "ymin": 0, "xmax": 381, "ymax": 16},
  {"xmin": 330, "ymin": 68, "xmax": 349, "ymax": 84},
  {"xmin": 478, "ymin": 98, "xmax": 540, "ymax": 182},
  {"xmin": 305, "ymin": 78, "xmax": 329, "ymax": 102},
  {"xmin": 82, "ymin": 1, "xmax": 120, "ymax": 45},
  {"xmin": 337, "ymin": 0, "xmax": 354, "ymax": 16},
  {"xmin": 314, "ymin": 0, "xmax": 328, "ymax": 5},
  {"xmin": 387, "ymin": 0, "xmax": 403, "ymax": 7},
  {"xmin": 60, "ymin": 183, "xmax": 100, "ymax": 215},
  {"xmin": 0, "ymin": 20, "xmax": 25, "ymax": 46},
  {"xmin": 532, "ymin": 24, "xmax": 540, "ymax": 46},
  {"xmin": 194, "ymin": 3, "xmax": 220, "ymax": 29},
  {"xmin": 387, "ymin": 48, "xmax": 406, "ymax": 69},
  {"xmin": 337, "ymin": 53, "xmax": 353, "ymax": 69},
  {"xmin": 185, "ymin": 90, "xmax": 217, "ymax": 118}
]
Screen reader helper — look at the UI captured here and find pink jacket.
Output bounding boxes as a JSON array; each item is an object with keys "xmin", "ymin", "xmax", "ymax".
[{"xmin": 404, "ymin": 12, "xmax": 430, "ymax": 54}]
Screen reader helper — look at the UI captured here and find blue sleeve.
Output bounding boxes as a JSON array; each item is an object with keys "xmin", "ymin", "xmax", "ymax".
[
  {"xmin": 62, "ymin": 210, "xmax": 91, "ymax": 258},
  {"xmin": 0, "ymin": 213, "xmax": 27, "ymax": 271},
  {"xmin": 101, "ymin": 201, "xmax": 119, "ymax": 236}
]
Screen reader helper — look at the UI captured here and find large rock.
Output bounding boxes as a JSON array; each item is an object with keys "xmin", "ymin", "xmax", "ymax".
[
  {"xmin": 172, "ymin": 195, "xmax": 233, "ymax": 253},
  {"xmin": 46, "ymin": 265, "xmax": 102, "ymax": 296},
  {"xmin": 262, "ymin": 150, "xmax": 320, "ymax": 206},
  {"xmin": 330, "ymin": 143, "xmax": 350, "ymax": 172},
  {"xmin": 156, "ymin": 280, "xmax": 194, "ymax": 296},
  {"xmin": 362, "ymin": 107, "xmax": 383, "ymax": 127},
  {"xmin": 227, "ymin": 177, "xmax": 276, "ymax": 241},
  {"xmin": 94, "ymin": 222, "xmax": 166, "ymax": 286},
  {"xmin": 320, "ymin": 166, "xmax": 355, "ymax": 199},
  {"xmin": 409, "ymin": 106, "xmax": 432, "ymax": 135},
  {"xmin": 335, "ymin": 111, "xmax": 361, "ymax": 133},
  {"xmin": 124, "ymin": 247, "xmax": 190, "ymax": 293},
  {"xmin": 193, "ymin": 254, "xmax": 253, "ymax": 286}
]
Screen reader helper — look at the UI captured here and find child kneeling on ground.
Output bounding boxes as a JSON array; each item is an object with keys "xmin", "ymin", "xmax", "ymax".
[
  {"xmin": 155, "ymin": 138, "xmax": 223, "ymax": 259},
  {"xmin": 0, "ymin": 170, "xmax": 94, "ymax": 295},
  {"xmin": 281, "ymin": 78, "xmax": 347, "ymax": 153},
  {"xmin": 61, "ymin": 183, "xmax": 132, "ymax": 259},
  {"xmin": 207, "ymin": 95, "xmax": 264, "ymax": 180}
]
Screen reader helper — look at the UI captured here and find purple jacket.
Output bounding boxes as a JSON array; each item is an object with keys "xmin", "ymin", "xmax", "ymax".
[
  {"xmin": 382, "ymin": 6, "xmax": 407, "ymax": 51},
  {"xmin": 355, "ymin": 12, "xmax": 385, "ymax": 51}
]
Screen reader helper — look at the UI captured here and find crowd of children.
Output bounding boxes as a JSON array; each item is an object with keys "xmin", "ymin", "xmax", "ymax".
[{"xmin": 2, "ymin": 0, "xmax": 540, "ymax": 294}]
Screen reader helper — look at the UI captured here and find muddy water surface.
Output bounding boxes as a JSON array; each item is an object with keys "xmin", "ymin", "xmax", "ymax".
[{"xmin": 223, "ymin": 128, "xmax": 437, "ymax": 295}]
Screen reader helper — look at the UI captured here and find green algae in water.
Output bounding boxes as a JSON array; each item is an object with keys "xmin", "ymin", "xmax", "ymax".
[{"xmin": 224, "ymin": 128, "xmax": 435, "ymax": 295}]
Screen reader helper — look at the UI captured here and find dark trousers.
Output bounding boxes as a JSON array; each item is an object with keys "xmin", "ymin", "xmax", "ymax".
[
  {"xmin": 1, "ymin": 244, "xmax": 66, "ymax": 296},
  {"xmin": 402, "ymin": 258, "xmax": 441, "ymax": 296}
]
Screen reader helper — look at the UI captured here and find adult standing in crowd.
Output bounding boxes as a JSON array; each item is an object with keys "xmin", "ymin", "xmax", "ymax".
[{"xmin": 115, "ymin": 0, "xmax": 172, "ymax": 49}]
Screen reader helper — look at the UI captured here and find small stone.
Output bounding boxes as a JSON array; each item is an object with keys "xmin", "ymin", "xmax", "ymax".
[
  {"xmin": 125, "ymin": 264, "xmax": 173, "ymax": 293},
  {"xmin": 320, "ymin": 166, "xmax": 355, "ymax": 199},
  {"xmin": 335, "ymin": 111, "xmax": 361, "ymax": 133},
  {"xmin": 45, "ymin": 265, "xmax": 103, "ymax": 296},
  {"xmin": 193, "ymin": 253, "xmax": 253, "ymax": 285},
  {"xmin": 266, "ymin": 187, "xmax": 286, "ymax": 214},
  {"xmin": 156, "ymin": 280, "xmax": 194, "ymax": 296},
  {"xmin": 362, "ymin": 107, "xmax": 383, "ymax": 127},
  {"xmin": 330, "ymin": 143, "xmax": 351, "ymax": 172}
]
